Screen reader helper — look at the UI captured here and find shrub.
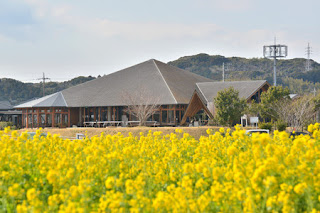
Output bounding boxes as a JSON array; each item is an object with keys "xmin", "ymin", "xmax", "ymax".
[
  {"xmin": 0, "ymin": 122, "xmax": 14, "ymax": 130},
  {"xmin": 259, "ymin": 122, "xmax": 273, "ymax": 132},
  {"xmin": 276, "ymin": 120, "xmax": 287, "ymax": 131}
]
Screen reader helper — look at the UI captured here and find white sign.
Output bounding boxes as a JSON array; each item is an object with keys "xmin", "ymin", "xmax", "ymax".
[{"xmin": 250, "ymin": 117, "xmax": 259, "ymax": 124}]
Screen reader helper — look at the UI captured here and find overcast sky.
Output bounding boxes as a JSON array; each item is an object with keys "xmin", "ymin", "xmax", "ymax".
[{"xmin": 0, "ymin": 0, "xmax": 319, "ymax": 82}]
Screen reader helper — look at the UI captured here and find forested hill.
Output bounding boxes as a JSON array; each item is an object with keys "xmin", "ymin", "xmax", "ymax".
[
  {"xmin": 0, "ymin": 76, "xmax": 96, "ymax": 105},
  {"xmin": 168, "ymin": 53, "xmax": 320, "ymax": 94}
]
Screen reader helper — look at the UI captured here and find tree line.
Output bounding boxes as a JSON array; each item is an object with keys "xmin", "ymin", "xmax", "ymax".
[
  {"xmin": 169, "ymin": 53, "xmax": 320, "ymax": 94},
  {"xmin": 214, "ymin": 86, "xmax": 319, "ymax": 131},
  {"xmin": 0, "ymin": 76, "xmax": 96, "ymax": 105}
]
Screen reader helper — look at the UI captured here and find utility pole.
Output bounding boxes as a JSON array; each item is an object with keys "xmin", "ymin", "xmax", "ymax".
[
  {"xmin": 312, "ymin": 87, "xmax": 316, "ymax": 97},
  {"xmin": 222, "ymin": 62, "xmax": 225, "ymax": 82},
  {"xmin": 37, "ymin": 73, "xmax": 50, "ymax": 97},
  {"xmin": 263, "ymin": 37, "xmax": 288, "ymax": 86},
  {"xmin": 305, "ymin": 42, "xmax": 312, "ymax": 72}
]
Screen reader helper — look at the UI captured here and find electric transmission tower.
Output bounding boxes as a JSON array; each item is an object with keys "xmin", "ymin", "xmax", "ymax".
[
  {"xmin": 37, "ymin": 73, "xmax": 50, "ymax": 97},
  {"xmin": 221, "ymin": 62, "xmax": 232, "ymax": 82},
  {"xmin": 305, "ymin": 42, "xmax": 312, "ymax": 72},
  {"xmin": 263, "ymin": 37, "xmax": 288, "ymax": 86}
]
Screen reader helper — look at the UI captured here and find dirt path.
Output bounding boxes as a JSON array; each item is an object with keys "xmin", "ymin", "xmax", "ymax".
[{"xmin": 18, "ymin": 126, "xmax": 226, "ymax": 139}]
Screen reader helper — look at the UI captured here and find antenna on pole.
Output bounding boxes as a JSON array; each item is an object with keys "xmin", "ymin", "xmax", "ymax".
[
  {"xmin": 37, "ymin": 73, "xmax": 50, "ymax": 97},
  {"xmin": 305, "ymin": 42, "xmax": 312, "ymax": 72},
  {"xmin": 263, "ymin": 37, "xmax": 288, "ymax": 86}
]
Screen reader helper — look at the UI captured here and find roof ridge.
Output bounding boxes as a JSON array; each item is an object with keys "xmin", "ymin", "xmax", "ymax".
[
  {"xmin": 62, "ymin": 59, "xmax": 158, "ymax": 93},
  {"xmin": 56, "ymin": 92, "xmax": 68, "ymax": 107},
  {"xmin": 153, "ymin": 60, "xmax": 178, "ymax": 104},
  {"xmin": 154, "ymin": 59, "xmax": 213, "ymax": 82},
  {"xmin": 196, "ymin": 84, "xmax": 209, "ymax": 103},
  {"xmin": 197, "ymin": 80, "xmax": 266, "ymax": 85}
]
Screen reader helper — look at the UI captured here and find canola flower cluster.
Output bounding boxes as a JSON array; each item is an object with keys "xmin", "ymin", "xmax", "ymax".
[{"xmin": 1, "ymin": 125, "xmax": 320, "ymax": 212}]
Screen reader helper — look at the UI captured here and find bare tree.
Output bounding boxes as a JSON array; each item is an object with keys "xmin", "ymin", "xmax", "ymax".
[
  {"xmin": 289, "ymin": 95, "xmax": 315, "ymax": 131},
  {"xmin": 121, "ymin": 87, "xmax": 160, "ymax": 126},
  {"xmin": 267, "ymin": 95, "xmax": 315, "ymax": 131}
]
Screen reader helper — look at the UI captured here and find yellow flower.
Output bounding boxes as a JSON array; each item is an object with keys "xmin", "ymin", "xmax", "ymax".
[
  {"xmin": 294, "ymin": 182, "xmax": 307, "ymax": 195},
  {"xmin": 27, "ymin": 188, "xmax": 37, "ymax": 201},
  {"xmin": 105, "ymin": 177, "xmax": 115, "ymax": 189},
  {"xmin": 47, "ymin": 170, "xmax": 58, "ymax": 184}
]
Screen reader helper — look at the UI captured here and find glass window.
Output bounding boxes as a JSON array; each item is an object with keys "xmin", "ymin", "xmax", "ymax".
[
  {"xmin": 33, "ymin": 114, "xmax": 38, "ymax": 126},
  {"xmin": 23, "ymin": 115, "xmax": 27, "ymax": 127},
  {"xmin": 96, "ymin": 108, "xmax": 99, "ymax": 121},
  {"xmin": 62, "ymin": 114, "xmax": 68, "ymax": 126},
  {"xmin": 101, "ymin": 108, "xmax": 108, "ymax": 121},
  {"xmin": 46, "ymin": 114, "xmax": 52, "ymax": 126},
  {"xmin": 153, "ymin": 111, "xmax": 160, "ymax": 122},
  {"xmin": 28, "ymin": 114, "xmax": 32, "ymax": 126},
  {"xmin": 162, "ymin": 110, "xmax": 167, "ymax": 123},
  {"xmin": 89, "ymin": 108, "xmax": 94, "ymax": 121},
  {"xmin": 55, "ymin": 114, "xmax": 61, "ymax": 125},
  {"xmin": 168, "ymin": 110, "xmax": 174, "ymax": 123},
  {"xmin": 40, "ymin": 114, "xmax": 45, "ymax": 124},
  {"xmin": 40, "ymin": 109, "xmax": 45, "ymax": 113},
  {"xmin": 47, "ymin": 109, "xmax": 51, "ymax": 113}
]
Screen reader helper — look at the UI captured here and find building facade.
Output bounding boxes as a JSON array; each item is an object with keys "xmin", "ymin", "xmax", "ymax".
[{"xmin": 15, "ymin": 59, "xmax": 270, "ymax": 128}]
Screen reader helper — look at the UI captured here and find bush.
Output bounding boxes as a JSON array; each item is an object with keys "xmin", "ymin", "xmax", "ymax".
[
  {"xmin": 259, "ymin": 122, "xmax": 273, "ymax": 132},
  {"xmin": 0, "ymin": 122, "xmax": 14, "ymax": 130},
  {"xmin": 276, "ymin": 120, "xmax": 287, "ymax": 131}
]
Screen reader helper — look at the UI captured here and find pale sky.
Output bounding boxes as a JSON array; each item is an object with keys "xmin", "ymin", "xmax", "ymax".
[{"xmin": 0, "ymin": 0, "xmax": 319, "ymax": 82}]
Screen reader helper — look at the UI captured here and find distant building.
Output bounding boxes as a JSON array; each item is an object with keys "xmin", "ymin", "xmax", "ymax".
[
  {"xmin": 0, "ymin": 101, "xmax": 22, "ymax": 127},
  {"xmin": 181, "ymin": 80, "xmax": 270, "ymax": 125},
  {"xmin": 15, "ymin": 59, "xmax": 270, "ymax": 128}
]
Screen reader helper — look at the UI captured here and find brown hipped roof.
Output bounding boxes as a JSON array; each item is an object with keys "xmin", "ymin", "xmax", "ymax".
[
  {"xmin": 196, "ymin": 80, "xmax": 269, "ymax": 104},
  {"xmin": 15, "ymin": 59, "xmax": 212, "ymax": 108}
]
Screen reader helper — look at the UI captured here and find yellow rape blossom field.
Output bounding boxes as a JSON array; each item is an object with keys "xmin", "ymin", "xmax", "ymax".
[{"xmin": 1, "ymin": 124, "xmax": 320, "ymax": 212}]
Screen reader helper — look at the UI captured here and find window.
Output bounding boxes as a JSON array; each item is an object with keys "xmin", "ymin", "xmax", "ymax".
[
  {"xmin": 55, "ymin": 114, "xmax": 61, "ymax": 125},
  {"xmin": 40, "ymin": 114, "xmax": 45, "ymax": 124},
  {"xmin": 62, "ymin": 114, "xmax": 68, "ymax": 126},
  {"xmin": 46, "ymin": 114, "xmax": 52, "ymax": 126},
  {"xmin": 153, "ymin": 111, "xmax": 160, "ymax": 122},
  {"xmin": 101, "ymin": 108, "xmax": 108, "ymax": 121},
  {"xmin": 28, "ymin": 114, "xmax": 32, "ymax": 126},
  {"xmin": 33, "ymin": 114, "xmax": 38, "ymax": 126},
  {"xmin": 162, "ymin": 110, "xmax": 167, "ymax": 123}
]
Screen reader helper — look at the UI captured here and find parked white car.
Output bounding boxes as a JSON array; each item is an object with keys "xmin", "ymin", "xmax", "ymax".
[{"xmin": 245, "ymin": 129, "xmax": 270, "ymax": 135}]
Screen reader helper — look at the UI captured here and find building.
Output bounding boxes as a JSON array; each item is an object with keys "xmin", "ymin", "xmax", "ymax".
[
  {"xmin": 0, "ymin": 101, "xmax": 22, "ymax": 127},
  {"xmin": 181, "ymin": 80, "xmax": 270, "ymax": 124},
  {"xmin": 15, "ymin": 59, "xmax": 212, "ymax": 128},
  {"xmin": 15, "ymin": 59, "xmax": 270, "ymax": 128}
]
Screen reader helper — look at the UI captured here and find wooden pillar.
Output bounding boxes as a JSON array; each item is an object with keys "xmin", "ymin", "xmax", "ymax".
[
  {"xmin": 173, "ymin": 105, "xmax": 176, "ymax": 125},
  {"xmin": 113, "ymin": 107, "xmax": 116, "ymax": 121},
  {"xmin": 36, "ymin": 108, "xmax": 39, "ymax": 128},
  {"xmin": 68, "ymin": 108, "xmax": 71, "ymax": 127},
  {"xmin": 84, "ymin": 108, "xmax": 86, "ymax": 122},
  {"xmin": 26, "ymin": 112, "xmax": 28, "ymax": 128},
  {"xmin": 160, "ymin": 106, "xmax": 162, "ymax": 125}
]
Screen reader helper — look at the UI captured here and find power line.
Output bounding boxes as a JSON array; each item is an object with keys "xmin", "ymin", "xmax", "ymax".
[{"xmin": 37, "ymin": 73, "xmax": 50, "ymax": 97}]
